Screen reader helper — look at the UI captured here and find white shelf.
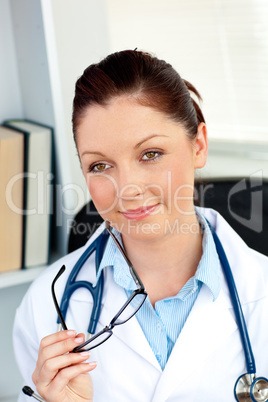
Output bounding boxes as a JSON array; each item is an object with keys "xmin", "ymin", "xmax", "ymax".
[
  {"xmin": 0, "ymin": 251, "xmax": 62, "ymax": 289},
  {"xmin": 0, "ymin": 266, "xmax": 46, "ymax": 289}
]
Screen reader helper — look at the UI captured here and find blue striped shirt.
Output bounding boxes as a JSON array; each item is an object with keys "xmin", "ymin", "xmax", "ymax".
[{"xmin": 96, "ymin": 210, "xmax": 221, "ymax": 370}]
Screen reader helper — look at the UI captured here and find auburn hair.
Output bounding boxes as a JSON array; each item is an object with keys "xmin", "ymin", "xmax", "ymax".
[{"xmin": 72, "ymin": 50, "xmax": 205, "ymax": 141}]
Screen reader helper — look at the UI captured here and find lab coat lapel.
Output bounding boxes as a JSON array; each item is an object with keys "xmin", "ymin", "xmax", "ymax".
[
  {"xmin": 152, "ymin": 284, "xmax": 237, "ymax": 402},
  {"xmin": 98, "ymin": 268, "xmax": 161, "ymax": 370}
]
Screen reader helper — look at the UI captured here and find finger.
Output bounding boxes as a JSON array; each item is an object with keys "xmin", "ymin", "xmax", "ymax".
[
  {"xmin": 37, "ymin": 362, "xmax": 97, "ymax": 400},
  {"xmin": 40, "ymin": 333, "xmax": 85, "ymax": 364},
  {"xmin": 33, "ymin": 332, "xmax": 85, "ymax": 383},
  {"xmin": 35, "ymin": 351, "xmax": 91, "ymax": 387},
  {"xmin": 40, "ymin": 330, "xmax": 77, "ymax": 349}
]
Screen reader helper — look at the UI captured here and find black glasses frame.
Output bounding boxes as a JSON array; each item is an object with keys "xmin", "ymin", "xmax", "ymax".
[{"xmin": 51, "ymin": 221, "xmax": 147, "ymax": 352}]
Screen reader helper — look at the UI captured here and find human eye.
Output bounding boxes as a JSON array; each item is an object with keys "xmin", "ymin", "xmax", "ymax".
[
  {"xmin": 88, "ymin": 162, "xmax": 112, "ymax": 174},
  {"xmin": 141, "ymin": 150, "xmax": 163, "ymax": 162}
]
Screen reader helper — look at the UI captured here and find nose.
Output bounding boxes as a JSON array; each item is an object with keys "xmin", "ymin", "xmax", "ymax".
[
  {"xmin": 119, "ymin": 183, "xmax": 144, "ymax": 200},
  {"xmin": 117, "ymin": 168, "xmax": 145, "ymax": 200}
]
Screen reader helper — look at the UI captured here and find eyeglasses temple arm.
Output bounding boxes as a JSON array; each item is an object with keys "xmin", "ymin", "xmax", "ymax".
[
  {"xmin": 51, "ymin": 265, "xmax": 68, "ymax": 331},
  {"xmin": 105, "ymin": 222, "xmax": 145, "ymax": 289}
]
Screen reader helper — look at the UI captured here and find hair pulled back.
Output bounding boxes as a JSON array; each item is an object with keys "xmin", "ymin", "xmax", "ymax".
[{"xmin": 72, "ymin": 50, "xmax": 205, "ymax": 141}]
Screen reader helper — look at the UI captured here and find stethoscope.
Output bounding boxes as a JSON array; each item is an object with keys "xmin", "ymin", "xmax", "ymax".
[
  {"xmin": 54, "ymin": 222, "xmax": 268, "ymax": 402},
  {"xmin": 22, "ymin": 231, "xmax": 111, "ymax": 402},
  {"xmin": 57, "ymin": 228, "xmax": 109, "ymax": 337},
  {"xmin": 209, "ymin": 223, "xmax": 268, "ymax": 402}
]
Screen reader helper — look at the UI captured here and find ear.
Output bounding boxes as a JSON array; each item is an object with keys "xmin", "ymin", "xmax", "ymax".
[{"xmin": 193, "ymin": 123, "xmax": 208, "ymax": 169}]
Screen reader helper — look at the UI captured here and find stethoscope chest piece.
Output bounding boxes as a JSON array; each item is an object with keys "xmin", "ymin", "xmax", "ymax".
[{"xmin": 235, "ymin": 374, "xmax": 268, "ymax": 402}]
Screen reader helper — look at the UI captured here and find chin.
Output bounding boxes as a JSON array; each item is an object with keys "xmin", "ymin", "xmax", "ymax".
[{"xmin": 116, "ymin": 219, "xmax": 167, "ymax": 242}]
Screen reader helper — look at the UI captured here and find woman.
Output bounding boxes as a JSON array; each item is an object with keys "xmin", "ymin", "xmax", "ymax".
[{"xmin": 13, "ymin": 50, "xmax": 268, "ymax": 402}]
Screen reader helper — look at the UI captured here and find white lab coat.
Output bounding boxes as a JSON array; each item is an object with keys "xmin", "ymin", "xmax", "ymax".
[{"xmin": 13, "ymin": 208, "xmax": 268, "ymax": 402}]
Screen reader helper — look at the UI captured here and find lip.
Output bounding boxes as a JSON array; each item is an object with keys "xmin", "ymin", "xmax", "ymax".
[{"xmin": 120, "ymin": 204, "xmax": 159, "ymax": 221}]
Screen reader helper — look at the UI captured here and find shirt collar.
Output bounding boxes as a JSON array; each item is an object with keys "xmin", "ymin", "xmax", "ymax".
[
  {"xmin": 194, "ymin": 210, "xmax": 221, "ymax": 301},
  {"xmin": 94, "ymin": 210, "xmax": 221, "ymax": 300},
  {"xmin": 94, "ymin": 227, "xmax": 135, "ymax": 288}
]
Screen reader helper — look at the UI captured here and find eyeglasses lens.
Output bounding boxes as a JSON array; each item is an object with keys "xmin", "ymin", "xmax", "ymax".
[
  {"xmin": 87, "ymin": 331, "xmax": 113, "ymax": 350},
  {"xmin": 75, "ymin": 292, "xmax": 147, "ymax": 352},
  {"xmin": 113, "ymin": 292, "xmax": 147, "ymax": 325}
]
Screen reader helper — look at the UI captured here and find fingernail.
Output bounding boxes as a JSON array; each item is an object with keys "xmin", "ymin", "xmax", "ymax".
[
  {"xmin": 74, "ymin": 336, "xmax": 84, "ymax": 344},
  {"xmin": 67, "ymin": 330, "xmax": 76, "ymax": 336},
  {"xmin": 80, "ymin": 351, "xmax": 90, "ymax": 357},
  {"xmin": 88, "ymin": 361, "xmax": 97, "ymax": 367}
]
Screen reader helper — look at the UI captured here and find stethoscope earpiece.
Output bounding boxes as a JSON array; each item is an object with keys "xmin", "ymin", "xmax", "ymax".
[{"xmin": 235, "ymin": 374, "xmax": 268, "ymax": 402}]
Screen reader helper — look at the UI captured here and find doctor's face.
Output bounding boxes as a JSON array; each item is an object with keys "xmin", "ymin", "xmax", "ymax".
[{"xmin": 76, "ymin": 97, "xmax": 207, "ymax": 242}]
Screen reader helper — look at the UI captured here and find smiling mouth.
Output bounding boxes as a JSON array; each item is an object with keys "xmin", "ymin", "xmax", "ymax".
[{"xmin": 120, "ymin": 204, "xmax": 159, "ymax": 221}]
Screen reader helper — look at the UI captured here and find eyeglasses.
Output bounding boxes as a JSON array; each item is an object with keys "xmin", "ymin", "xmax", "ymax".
[{"xmin": 51, "ymin": 221, "xmax": 147, "ymax": 352}]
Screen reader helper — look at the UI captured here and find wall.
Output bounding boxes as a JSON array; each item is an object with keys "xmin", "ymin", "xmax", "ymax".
[
  {"xmin": 106, "ymin": 0, "xmax": 268, "ymax": 144},
  {"xmin": 0, "ymin": 0, "xmax": 23, "ymax": 122},
  {"xmin": 43, "ymin": 0, "xmax": 110, "ymax": 218}
]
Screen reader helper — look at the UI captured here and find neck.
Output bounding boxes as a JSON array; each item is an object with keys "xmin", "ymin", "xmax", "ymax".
[{"xmin": 122, "ymin": 215, "xmax": 203, "ymax": 306}]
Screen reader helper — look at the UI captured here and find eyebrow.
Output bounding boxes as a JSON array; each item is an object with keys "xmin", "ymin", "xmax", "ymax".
[
  {"xmin": 80, "ymin": 134, "xmax": 168, "ymax": 158},
  {"xmin": 80, "ymin": 150, "xmax": 106, "ymax": 158},
  {"xmin": 134, "ymin": 134, "xmax": 169, "ymax": 149}
]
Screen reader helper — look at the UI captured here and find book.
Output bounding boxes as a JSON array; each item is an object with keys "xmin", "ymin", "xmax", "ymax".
[
  {"xmin": 4, "ymin": 119, "xmax": 53, "ymax": 268},
  {"xmin": 0, "ymin": 126, "xmax": 24, "ymax": 272}
]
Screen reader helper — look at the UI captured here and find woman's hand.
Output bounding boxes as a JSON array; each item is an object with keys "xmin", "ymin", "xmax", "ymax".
[{"xmin": 32, "ymin": 330, "xmax": 96, "ymax": 402}]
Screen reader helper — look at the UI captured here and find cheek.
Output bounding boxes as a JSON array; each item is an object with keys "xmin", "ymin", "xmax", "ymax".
[
  {"xmin": 161, "ymin": 154, "xmax": 194, "ymax": 193},
  {"xmin": 160, "ymin": 156, "xmax": 195, "ymax": 213},
  {"xmin": 87, "ymin": 176, "xmax": 118, "ymax": 216}
]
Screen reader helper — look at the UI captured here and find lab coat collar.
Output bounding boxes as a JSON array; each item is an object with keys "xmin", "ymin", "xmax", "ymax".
[{"xmin": 199, "ymin": 207, "xmax": 267, "ymax": 305}]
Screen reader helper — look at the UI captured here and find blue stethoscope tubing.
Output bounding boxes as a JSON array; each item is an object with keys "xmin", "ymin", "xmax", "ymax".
[
  {"xmin": 208, "ymin": 222, "xmax": 256, "ymax": 374},
  {"xmin": 57, "ymin": 229, "xmax": 109, "ymax": 335},
  {"xmin": 57, "ymin": 221, "xmax": 268, "ymax": 400},
  {"xmin": 207, "ymin": 221, "xmax": 268, "ymax": 401}
]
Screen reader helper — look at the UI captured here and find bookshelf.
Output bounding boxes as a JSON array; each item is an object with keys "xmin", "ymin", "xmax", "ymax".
[
  {"xmin": 1, "ymin": 0, "xmax": 68, "ymax": 265},
  {"xmin": 0, "ymin": 1, "xmax": 64, "ymax": 399},
  {"xmin": 0, "ymin": 0, "xmax": 109, "ymax": 400},
  {"xmin": 0, "ymin": 0, "xmax": 109, "ymax": 277}
]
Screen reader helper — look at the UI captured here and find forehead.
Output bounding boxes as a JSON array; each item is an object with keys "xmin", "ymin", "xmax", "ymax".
[{"xmin": 76, "ymin": 96, "xmax": 182, "ymax": 146}]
